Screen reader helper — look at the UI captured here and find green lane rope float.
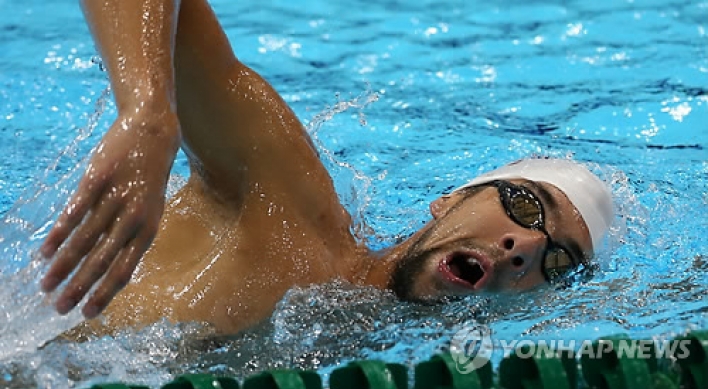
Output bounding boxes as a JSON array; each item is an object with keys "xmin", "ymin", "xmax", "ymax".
[
  {"xmin": 244, "ymin": 370, "xmax": 321, "ymax": 389},
  {"xmin": 414, "ymin": 353, "xmax": 493, "ymax": 389},
  {"xmin": 499, "ymin": 345, "xmax": 577, "ymax": 389},
  {"xmin": 161, "ymin": 374, "xmax": 240, "ymax": 389},
  {"xmin": 673, "ymin": 330, "xmax": 708, "ymax": 389},
  {"xmin": 86, "ymin": 329, "xmax": 708, "ymax": 389},
  {"xmin": 329, "ymin": 360, "xmax": 407, "ymax": 389},
  {"xmin": 580, "ymin": 334, "xmax": 657, "ymax": 389}
]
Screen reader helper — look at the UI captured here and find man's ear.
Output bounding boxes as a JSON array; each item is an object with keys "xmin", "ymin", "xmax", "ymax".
[{"xmin": 430, "ymin": 193, "xmax": 462, "ymax": 219}]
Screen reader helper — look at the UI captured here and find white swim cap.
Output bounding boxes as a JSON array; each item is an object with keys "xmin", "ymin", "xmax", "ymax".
[{"xmin": 455, "ymin": 158, "xmax": 614, "ymax": 250}]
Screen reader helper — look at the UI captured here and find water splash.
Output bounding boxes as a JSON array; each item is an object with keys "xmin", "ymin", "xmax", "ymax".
[
  {"xmin": 1, "ymin": 320, "xmax": 208, "ymax": 388},
  {"xmin": 306, "ymin": 88, "xmax": 379, "ymax": 138},
  {"xmin": 0, "ymin": 87, "xmax": 111, "ymax": 363},
  {"xmin": 304, "ymin": 87, "xmax": 380, "ymax": 243},
  {"xmin": 181, "ymin": 281, "xmax": 487, "ymax": 380}
]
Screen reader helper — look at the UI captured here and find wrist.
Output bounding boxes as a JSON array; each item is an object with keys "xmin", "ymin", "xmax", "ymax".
[
  {"xmin": 116, "ymin": 107, "xmax": 182, "ymax": 152},
  {"xmin": 115, "ymin": 83, "xmax": 176, "ymax": 116}
]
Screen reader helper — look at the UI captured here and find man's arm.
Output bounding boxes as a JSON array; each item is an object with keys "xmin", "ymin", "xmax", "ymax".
[
  {"xmin": 172, "ymin": 0, "xmax": 343, "ymax": 219},
  {"xmin": 40, "ymin": 0, "xmax": 182, "ymax": 318}
]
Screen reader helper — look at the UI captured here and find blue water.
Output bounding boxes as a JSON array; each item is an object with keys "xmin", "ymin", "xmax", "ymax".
[{"xmin": 1, "ymin": 0, "xmax": 707, "ymax": 387}]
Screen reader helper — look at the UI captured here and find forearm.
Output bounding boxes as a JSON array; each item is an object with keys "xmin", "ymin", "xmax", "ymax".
[
  {"xmin": 81, "ymin": 0, "xmax": 181, "ymax": 122},
  {"xmin": 40, "ymin": 0, "xmax": 185, "ymax": 318}
]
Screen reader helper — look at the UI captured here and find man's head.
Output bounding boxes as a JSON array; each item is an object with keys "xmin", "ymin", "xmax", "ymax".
[{"xmin": 389, "ymin": 158, "xmax": 614, "ymax": 301}]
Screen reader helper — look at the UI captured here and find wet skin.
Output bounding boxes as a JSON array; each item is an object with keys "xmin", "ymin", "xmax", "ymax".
[
  {"xmin": 387, "ymin": 179, "xmax": 593, "ymax": 301},
  {"xmin": 46, "ymin": 0, "xmax": 592, "ymax": 335}
]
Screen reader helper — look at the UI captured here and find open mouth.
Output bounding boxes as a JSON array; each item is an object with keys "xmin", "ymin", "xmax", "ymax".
[{"xmin": 439, "ymin": 252, "xmax": 489, "ymax": 290}]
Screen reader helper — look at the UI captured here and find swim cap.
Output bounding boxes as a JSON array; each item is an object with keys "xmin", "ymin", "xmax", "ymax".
[{"xmin": 454, "ymin": 158, "xmax": 614, "ymax": 250}]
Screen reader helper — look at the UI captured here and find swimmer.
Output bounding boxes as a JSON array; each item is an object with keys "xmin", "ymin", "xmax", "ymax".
[{"xmin": 39, "ymin": 0, "xmax": 613, "ymax": 334}]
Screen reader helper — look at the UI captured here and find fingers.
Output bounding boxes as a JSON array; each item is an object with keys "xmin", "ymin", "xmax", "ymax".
[
  {"xmin": 53, "ymin": 211, "xmax": 135, "ymax": 315},
  {"xmin": 82, "ymin": 237, "xmax": 149, "ymax": 319},
  {"xmin": 41, "ymin": 174, "xmax": 106, "ymax": 259},
  {"xmin": 41, "ymin": 192, "xmax": 118, "ymax": 293}
]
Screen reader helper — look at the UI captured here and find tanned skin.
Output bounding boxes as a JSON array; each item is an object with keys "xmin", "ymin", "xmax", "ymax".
[{"xmin": 40, "ymin": 0, "xmax": 593, "ymax": 335}]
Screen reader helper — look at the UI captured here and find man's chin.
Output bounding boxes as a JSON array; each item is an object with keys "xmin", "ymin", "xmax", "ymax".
[{"xmin": 399, "ymin": 276, "xmax": 482, "ymax": 302}]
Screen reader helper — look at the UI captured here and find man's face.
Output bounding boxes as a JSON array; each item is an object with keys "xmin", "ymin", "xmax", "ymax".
[{"xmin": 389, "ymin": 179, "xmax": 593, "ymax": 300}]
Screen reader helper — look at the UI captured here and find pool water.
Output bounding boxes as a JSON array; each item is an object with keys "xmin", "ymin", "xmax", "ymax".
[{"xmin": 1, "ymin": 0, "xmax": 707, "ymax": 387}]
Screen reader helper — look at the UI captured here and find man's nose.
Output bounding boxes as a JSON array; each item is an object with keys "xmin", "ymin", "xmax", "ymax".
[{"xmin": 498, "ymin": 231, "xmax": 547, "ymax": 274}]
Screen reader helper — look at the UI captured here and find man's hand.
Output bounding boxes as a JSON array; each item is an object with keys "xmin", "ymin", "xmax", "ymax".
[{"xmin": 40, "ymin": 110, "xmax": 181, "ymax": 319}]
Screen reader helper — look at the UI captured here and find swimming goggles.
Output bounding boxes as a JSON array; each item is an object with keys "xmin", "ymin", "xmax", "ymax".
[{"xmin": 467, "ymin": 180, "xmax": 584, "ymax": 284}]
